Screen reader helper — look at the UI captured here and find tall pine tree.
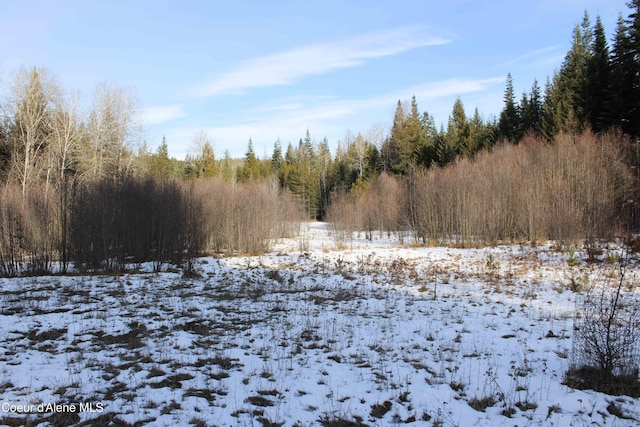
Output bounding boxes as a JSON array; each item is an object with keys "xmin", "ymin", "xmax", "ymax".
[
  {"xmin": 271, "ymin": 137, "xmax": 284, "ymax": 172},
  {"xmin": 448, "ymin": 97, "xmax": 472, "ymax": 157},
  {"xmin": 498, "ymin": 73, "xmax": 520, "ymax": 142},
  {"xmin": 522, "ymin": 79, "xmax": 544, "ymax": 135},
  {"xmin": 626, "ymin": 0, "xmax": 640, "ymax": 136},
  {"xmin": 382, "ymin": 96, "xmax": 426, "ymax": 174},
  {"xmin": 585, "ymin": 16, "xmax": 611, "ymax": 133},
  {"xmin": 608, "ymin": 14, "xmax": 636, "ymax": 135},
  {"xmin": 541, "ymin": 77, "xmax": 558, "ymax": 141}
]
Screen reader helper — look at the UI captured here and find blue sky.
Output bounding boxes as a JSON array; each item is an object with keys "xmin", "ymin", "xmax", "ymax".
[{"xmin": 0, "ymin": 0, "xmax": 628, "ymax": 159}]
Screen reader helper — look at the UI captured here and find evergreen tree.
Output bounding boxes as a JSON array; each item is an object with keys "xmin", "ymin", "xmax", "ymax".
[
  {"xmin": 302, "ymin": 129, "xmax": 316, "ymax": 166},
  {"xmin": 271, "ymin": 137, "xmax": 284, "ymax": 172},
  {"xmin": 498, "ymin": 73, "xmax": 520, "ymax": 142},
  {"xmin": 553, "ymin": 12, "xmax": 593, "ymax": 133},
  {"xmin": 220, "ymin": 149, "xmax": 233, "ymax": 182},
  {"xmin": 237, "ymin": 138, "xmax": 267, "ymax": 182},
  {"xmin": 585, "ymin": 16, "xmax": 611, "ymax": 132},
  {"xmin": 415, "ymin": 111, "xmax": 439, "ymax": 168},
  {"xmin": 246, "ymin": 138, "xmax": 256, "ymax": 162},
  {"xmin": 158, "ymin": 136, "xmax": 169, "ymax": 158},
  {"xmin": 382, "ymin": 100, "xmax": 408, "ymax": 174},
  {"xmin": 608, "ymin": 14, "xmax": 636, "ymax": 135},
  {"xmin": 317, "ymin": 137, "xmax": 333, "ymax": 219},
  {"xmin": 149, "ymin": 136, "xmax": 174, "ymax": 181},
  {"xmin": 331, "ymin": 141, "xmax": 352, "ymax": 192},
  {"xmin": 541, "ymin": 77, "xmax": 558, "ymax": 141},
  {"xmin": 406, "ymin": 96, "xmax": 424, "ymax": 164},
  {"xmin": 196, "ymin": 141, "xmax": 217, "ymax": 178},
  {"xmin": 280, "ymin": 142, "xmax": 309, "ymax": 216},
  {"xmin": 529, "ymin": 79, "xmax": 544, "ymax": 135},
  {"xmin": 518, "ymin": 79, "xmax": 544, "ymax": 136},
  {"xmin": 625, "ymin": 0, "xmax": 640, "ymax": 136},
  {"xmin": 381, "ymin": 96, "xmax": 424, "ymax": 174},
  {"xmin": 518, "ymin": 91, "xmax": 530, "ymax": 136},
  {"xmin": 435, "ymin": 124, "xmax": 456, "ymax": 166},
  {"xmin": 285, "ymin": 142, "xmax": 297, "ymax": 164},
  {"xmin": 469, "ymin": 108, "xmax": 489, "ymax": 155},
  {"xmin": 297, "ymin": 132, "xmax": 321, "ymax": 219},
  {"xmin": 448, "ymin": 97, "xmax": 472, "ymax": 157},
  {"xmin": 182, "ymin": 154, "xmax": 197, "ymax": 180}
]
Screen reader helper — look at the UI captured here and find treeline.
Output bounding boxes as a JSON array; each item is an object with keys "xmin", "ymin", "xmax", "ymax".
[
  {"xmin": 328, "ymin": 130, "xmax": 636, "ymax": 255},
  {"xmin": 0, "ymin": 69, "xmax": 303, "ymax": 276}
]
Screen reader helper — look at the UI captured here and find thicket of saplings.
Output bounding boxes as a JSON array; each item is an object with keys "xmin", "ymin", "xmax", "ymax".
[
  {"xmin": 0, "ymin": 177, "xmax": 303, "ymax": 277},
  {"xmin": 0, "ymin": 128, "xmax": 637, "ymax": 278},
  {"xmin": 328, "ymin": 129, "xmax": 637, "ymax": 256}
]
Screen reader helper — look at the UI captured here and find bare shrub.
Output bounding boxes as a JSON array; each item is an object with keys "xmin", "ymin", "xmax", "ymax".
[
  {"xmin": 327, "ymin": 131, "xmax": 637, "ymax": 249},
  {"xmin": 407, "ymin": 129, "xmax": 633, "ymax": 247},
  {"xmin": 24, "ymin": 185, "xmax": 59, "ymax": 274},
  {"xmin": 550, "ymin": 132, "xmax": 632, "ymax": 257},
  {"xmin": 0, "ymin": 185, "xmax": 58, "ymax": 276},
  {"xmin": 152, "ymin": 180, "xmax": 187, "ymax": 270},
  {"xmin": 0, "ymin": 187, "xmax": 24, "ymax": 276},
  {"xmin": 566, "ymin": 251, "xmax": 640, "ymax": 397},
  {"xmin": 193, "ymin": 177, "xmax": 303, "ymax": 255},
  {"xmin": 274, "ymin": 186, "xmax": 304, "ymax": 239},
  {"xmin": 326, "ymin": 173, "xmax": 404, "ymax": 243},
  {"xmin": 372, "ymin": 172, "xmax": 404, "ymax": 237},
  {"xmin": 71, "ymin": 177, "xmax": 188, "ymax": 272},
  {"xmin": 468, "ymin": 395, "xmax": 497, "ymax": 412},
  {"xmin": 325, "ymin": 190, "xmax": 356, "ymax": 247}
]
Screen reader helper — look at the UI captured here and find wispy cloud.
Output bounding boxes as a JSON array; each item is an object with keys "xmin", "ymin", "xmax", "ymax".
[
  {"xmin": 140, "ymin": 104, "xmax": 186, "ymax": 125},
  {"xmin": 391, "ymin": 77, "xmax": 505, "ymax": 103},
  {"xmin": 495, "ymin": 45, "xmax": 563, "ymax": 69},
  {"xmin": 166, "ymin": 76, "xmax": 502, "ymax": 158},
  {"xmin": 241, "ymin": 77, "xmax": 504, "ymax": 123},
  {"xmin": 190, "ymin": 27, "xmax": 451, "ymax": 97}
]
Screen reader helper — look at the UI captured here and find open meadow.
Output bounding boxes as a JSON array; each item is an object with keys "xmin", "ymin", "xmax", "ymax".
[{"xmin": 1, "ymin": 223, "xmax": 639, "ymax": 426}]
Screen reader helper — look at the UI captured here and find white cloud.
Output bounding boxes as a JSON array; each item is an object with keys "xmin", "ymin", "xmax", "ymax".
[
  {"xmin": 409, "ymin": 77, "xmax": 505, "ymax": 100},
  {"xmin": 164, "ymin": 76, "xmax": 503, "ymax": 159},
  {"xmin": 495, "ymin": 45, "xmax": 563, "ymax": 69},
  {"xmin": 190, "ymin": 27, "xmax": 451, "ymax": 97},
  {"xmin": 140, "ymin": 104, "xmax": 186, "ymax": 125}
]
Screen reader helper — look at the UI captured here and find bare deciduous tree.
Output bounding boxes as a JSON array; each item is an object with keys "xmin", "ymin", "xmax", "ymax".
[
  {"xmin": 192, "ymin": 177, "xmax": 303, "ymax": 255},
  {"xmin": 79, "ymin": 83, "xmax": 139, "ymax": 183},
  {"xmin": 567, "ymin": 249, "xmax": 640, "ymax": 396},
  {"xmin": 6, "ymin": 67, "xmax": 58, "ymax": 196}
]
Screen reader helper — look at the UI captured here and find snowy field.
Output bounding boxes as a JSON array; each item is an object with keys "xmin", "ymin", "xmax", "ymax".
[{"xmin": 1, "ymin": 222, "xmax": 639, "ymax": 426}]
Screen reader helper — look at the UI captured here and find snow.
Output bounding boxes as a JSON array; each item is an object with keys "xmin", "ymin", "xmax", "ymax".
[{"xmin": 0, "ymin": 222, "xmax": 639, "ymax": 426}]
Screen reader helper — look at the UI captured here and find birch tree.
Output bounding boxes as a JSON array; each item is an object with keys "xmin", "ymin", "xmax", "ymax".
[
  {"xmin": 7, "ymin": 67, "xmax": 57, "ymax": 196},
  {"xmin": 79, "ymin": 83, "xmax": 139, "ymax": 183}
]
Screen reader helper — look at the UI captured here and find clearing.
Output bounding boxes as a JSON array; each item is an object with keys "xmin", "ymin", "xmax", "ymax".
[{"xmin": 0, "ymin": 222, "xmax": 638, "ymax": 426}]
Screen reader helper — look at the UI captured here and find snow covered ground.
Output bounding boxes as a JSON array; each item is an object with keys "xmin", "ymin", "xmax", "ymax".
[{"xmin": 1, "ymin": 222, "xmax": 639, "ymax": 426}]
